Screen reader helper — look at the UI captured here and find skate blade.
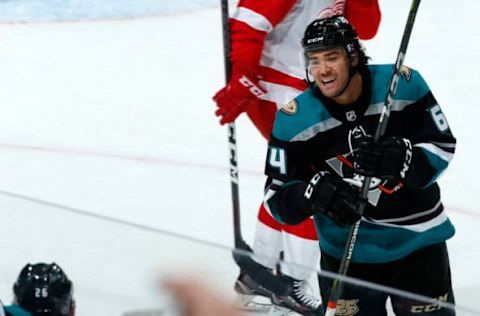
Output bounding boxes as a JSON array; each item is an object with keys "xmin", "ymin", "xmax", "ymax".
[
  {"xmin": 268, "ymin": 305, "xmax": 300, "ymax": 315},
  {"xmin": 234, "ymin": 293, "xmax": 273, "ymax": 314}
]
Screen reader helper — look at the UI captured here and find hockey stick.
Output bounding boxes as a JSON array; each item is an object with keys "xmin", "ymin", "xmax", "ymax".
[
  {"xmin": 219, "ymin": 0, "xmax": 242, "ymax": 251},
  {"xmin": 325, "ymin": 1, "xmax": 422, "ymax": 314},
  {"xmin": 219, "ymin": 0, "xmax": 291, "ymax": 297}
]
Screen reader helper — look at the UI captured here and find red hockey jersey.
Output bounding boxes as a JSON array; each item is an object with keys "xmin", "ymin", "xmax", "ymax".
[{"xmin": 229, "ymin": 0, "xmax": 381, "ymax": 138}]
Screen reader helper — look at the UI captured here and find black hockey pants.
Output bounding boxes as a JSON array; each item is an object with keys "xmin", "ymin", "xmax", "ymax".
[{"xmin": 319, "ymin": 242, "xmax": 455, "ymax": 316}]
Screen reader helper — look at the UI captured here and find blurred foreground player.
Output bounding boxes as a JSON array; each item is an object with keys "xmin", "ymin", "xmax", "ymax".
[{"xmin": 1, "ymin": 263, "xmax": 75, "ymax": 316}]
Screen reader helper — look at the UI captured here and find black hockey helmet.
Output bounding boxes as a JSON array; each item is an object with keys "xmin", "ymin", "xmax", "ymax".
[
  {"xmin": 301, "ymin": 15, "xmax": 360, "ymax": 57},
  {"xmin": 13, "ymin": 263, "xmax": 75, "ymax": 316},
  {"xmin": 301, "ymin": 15, "xmax": 369, "ymax": 86}
]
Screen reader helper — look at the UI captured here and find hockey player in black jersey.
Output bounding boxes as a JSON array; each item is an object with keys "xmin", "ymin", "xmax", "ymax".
[
  {"xmin": 1, "ymin": 263, "xmax": 75, "ymax": 316},
  {"xmin": 264, "ymin": 16, "xmax": 456, "ymax": 315}
]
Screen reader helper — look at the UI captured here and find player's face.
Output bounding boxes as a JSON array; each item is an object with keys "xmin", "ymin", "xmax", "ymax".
[{"xmin": 307, "ymin": 47, "xmax": 351, "ymax": 99}]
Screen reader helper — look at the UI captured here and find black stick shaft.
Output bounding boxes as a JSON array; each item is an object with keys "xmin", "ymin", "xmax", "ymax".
[
  {"xmin": 218, "ymin": 0, "xmax": 293, "ymax": 297},
  {"xmin": 325, "ymin": 1, "xmax": 422, "ymax": 314},
  {"xmin": 220, "ymin": 0, "xmax": 243, "ymax": 248}
]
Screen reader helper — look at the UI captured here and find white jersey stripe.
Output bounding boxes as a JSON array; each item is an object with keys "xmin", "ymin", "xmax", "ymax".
[
  {"xmin": 365, "ymin": 209, "xmax": 449, "ymax": 233},
  {"xmin": 232, "ymin": 7, "xmax": 273, "ymax": 33},
  {"xmin": 291, "ymin": 117, "xmax": 342, "ymax": 142},
  {"xmin": 416, "ymin": 143, "xmax": 455, "ymax": 163},
  {"xmin": 369, "ymin": 200, "xmax": 442, "ymax": 224},
  {"xmin": 364, "ymin": 100, "xmax": 415, "ymax": 116},
  {"xmin": 431, "ymin": 141, "xmax": 456, "ymax": 149},
  {"xmin": 271, "ymin": 179, "xmax": 285, "ymax": 186},
  {"xmin": 259, "ymin": 80, "xmax": 304, "ymax": 108}
]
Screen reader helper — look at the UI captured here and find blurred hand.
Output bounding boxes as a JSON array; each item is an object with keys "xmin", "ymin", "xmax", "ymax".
[{"xmin": 164, "ymin": 277, "xmax": 244, "ymax": 316}]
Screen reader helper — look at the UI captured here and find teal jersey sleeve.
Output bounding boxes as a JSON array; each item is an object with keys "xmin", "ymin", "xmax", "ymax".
[
  {"xmin": 399, "ymin": 68, "xmax": 456, "ymax": 186},
  {"xmin": 368, "ymin": 64, "xmax": 456, "ymax": 187}
]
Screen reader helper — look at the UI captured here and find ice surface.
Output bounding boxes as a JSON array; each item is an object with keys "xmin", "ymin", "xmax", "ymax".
[
  {"xmin": 0, "ymin": 0, "xmax": 219, "ymax": 22},
  {"xmin": 0, "ymin": 0, "xmax": 479, "ymax": 315}
]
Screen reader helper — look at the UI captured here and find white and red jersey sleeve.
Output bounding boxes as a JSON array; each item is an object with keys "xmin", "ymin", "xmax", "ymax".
[{"xmin": 229, "ymin": 0, "xmax": 298, "ymax": 68}]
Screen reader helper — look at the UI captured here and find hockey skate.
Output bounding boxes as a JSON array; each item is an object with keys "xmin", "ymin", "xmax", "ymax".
[
  {"xmin": 234, "ymin": 269, "xmax": 322, "ymax": 315},
  {"xmin": 271, "ymin": 275, "xmax": 323, "ymax": 316},
  {"xmin": 234, "ymin": 270, "xmax": 275, "ymax": 314}
]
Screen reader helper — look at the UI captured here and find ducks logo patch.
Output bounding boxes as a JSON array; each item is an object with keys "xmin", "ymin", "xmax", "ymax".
[{"xmin": 281, "ymin": 100, "xmax": 298, "ymax": 115}]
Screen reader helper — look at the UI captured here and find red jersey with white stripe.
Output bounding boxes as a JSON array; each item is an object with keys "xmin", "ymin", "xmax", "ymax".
[{"xmin": 230, "ymin": 0, "xmax": 381, "ymax": 138}]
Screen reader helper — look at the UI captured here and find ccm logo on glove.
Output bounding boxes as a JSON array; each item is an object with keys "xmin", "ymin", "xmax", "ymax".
[
  {"xmin": 304, "ymin": 172, "xmax": 323, "ymax": 199},
  {"xmin": 400, "ymin": 138, "xmax": 413, "ymax": 179},
  {"xmin": 238, "ymin": 75, "xmax": 265, "ymax": 98}
]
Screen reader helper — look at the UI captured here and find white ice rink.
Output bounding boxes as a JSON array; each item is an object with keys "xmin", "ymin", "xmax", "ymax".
[{"xmin": 0, "ymin": 0, "xmax": 479, "ymax": 315}]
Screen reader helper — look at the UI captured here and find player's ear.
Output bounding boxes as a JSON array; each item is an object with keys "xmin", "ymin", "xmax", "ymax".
[{"xmin": 350, "ymin": 52, "xmax": 359, "ymax": 67}]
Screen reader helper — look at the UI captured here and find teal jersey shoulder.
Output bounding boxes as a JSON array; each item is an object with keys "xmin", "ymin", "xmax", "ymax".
[
  {"xmin": 271, "ymin": 64, "xmax": 429, "ymax": 142},
  {"xmin": 272, "ymin": 87, "xmax": 340, "ymax": 142},
  {"xmin": 3, "ymin": 305, "xmax": 32, "ymax": 316},
  {"xmin": 368, "ymin": 64, "xmax": 429, "ymax": 105}
]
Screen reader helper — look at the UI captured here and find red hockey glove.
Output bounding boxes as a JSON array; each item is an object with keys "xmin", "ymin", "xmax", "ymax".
[{"xmin": 213, "ymin": 65, "xmax": 266, "ymax": 125}]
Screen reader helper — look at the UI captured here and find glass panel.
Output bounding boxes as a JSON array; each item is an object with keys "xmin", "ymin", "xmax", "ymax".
[
  {"xmin": 1, "ymin": 194, "xmax": 478, "ymax": 315},
  {"xmin": 0, "ymin": 1, "xmax": 478, "ymax": 316}
]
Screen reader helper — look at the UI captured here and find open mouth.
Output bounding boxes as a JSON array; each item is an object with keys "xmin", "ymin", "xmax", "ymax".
[{"xmin": 322, "ymin": 77, "xmax": 335, "ymax": 85}]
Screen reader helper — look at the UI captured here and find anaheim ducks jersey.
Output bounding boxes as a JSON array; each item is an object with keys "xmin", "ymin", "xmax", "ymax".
[{"xmin": 264, "ymin": 64, "xmax": 456, "ymax": 263}]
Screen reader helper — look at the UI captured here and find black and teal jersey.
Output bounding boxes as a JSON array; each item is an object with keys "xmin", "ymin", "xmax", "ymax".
[{"xmin": 264, "ymin": 64, "xmax": 456, "ymax": 264}]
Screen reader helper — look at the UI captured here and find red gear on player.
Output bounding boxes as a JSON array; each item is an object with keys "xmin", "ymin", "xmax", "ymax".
[
  {"xmin": 213, "ymin": 63, "xmax": 266, "ymax": 125},
  {"xmin": 214, "ymin": 0, "xmax": 381, "ymax": 139}
]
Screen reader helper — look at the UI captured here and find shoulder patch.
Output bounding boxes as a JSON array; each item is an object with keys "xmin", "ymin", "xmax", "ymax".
[
  {"xmin": 280, "ymin": 99, "xmax": 298, "ymax": 115},
  {"xmin": 400, "ymin": 65, "xmax": 412, "ymax": 81}
]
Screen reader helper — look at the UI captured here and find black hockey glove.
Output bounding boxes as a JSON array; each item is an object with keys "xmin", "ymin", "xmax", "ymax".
[
  {"xmin": 354, "ymin": 136, "xmax": 413, "ymax": 181},
  {"xmin": 304, "ymin": 172, "xmax": 364, "ymax": 227}
]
